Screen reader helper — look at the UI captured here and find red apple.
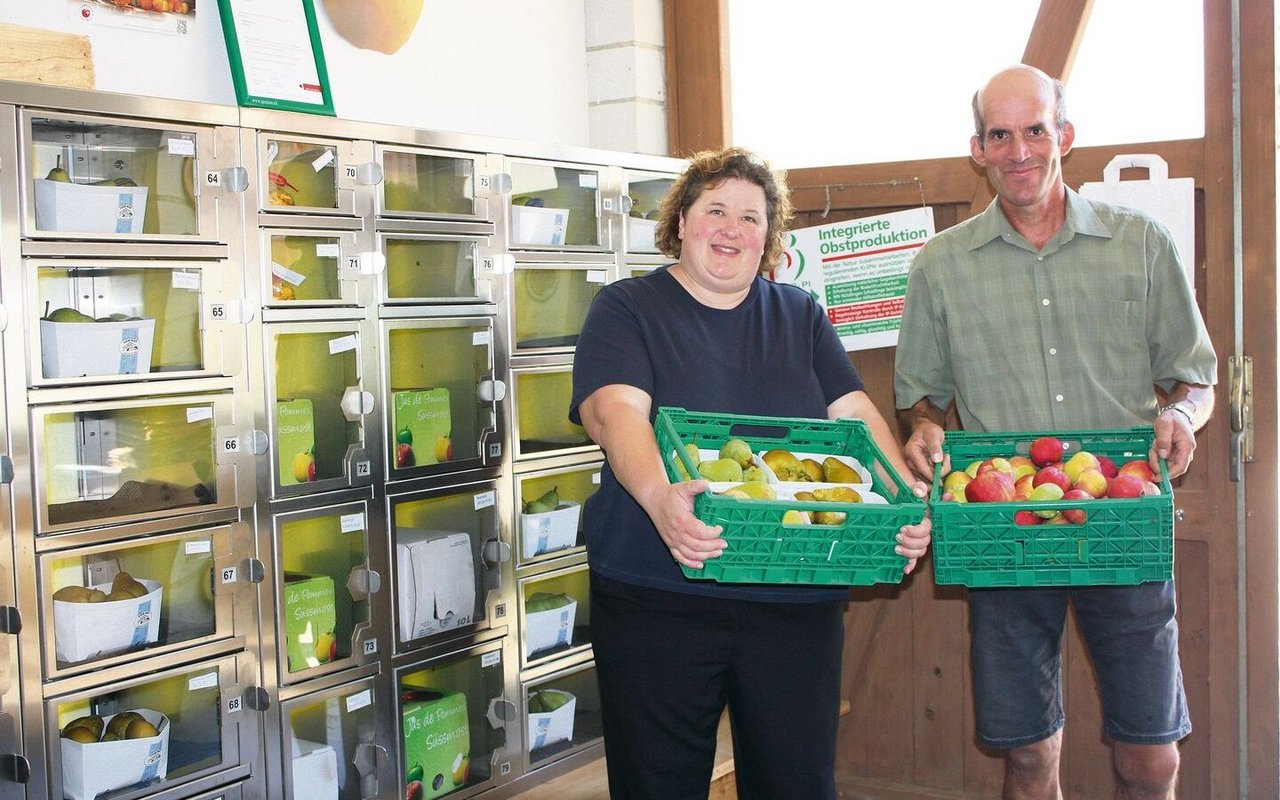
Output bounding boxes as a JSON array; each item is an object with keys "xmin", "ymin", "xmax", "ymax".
[
  {"xmin": 1096, "ymin": 454, "xmax": 1119, "ymax": 478},
  {"xmin": 1118, "ymin": 459, "xmax": 1158, "ymax": 483},
  {"xmin": 1072, "ymin": 468, "xmax": 1108, "ymax": 499},
  {"xmin": 1013, "ymin": 510, "xmax": 1041, "ymax": 526},
  {"xmin": 1063, "ymin": 450, "xmax": 1101, "ymax": 484},
  {"xmin": 1008, "ymin": 455, "xmax": 1037, "ymax": 482},
  {"xmin": 1106, "ymin": 474, "xmax": 1145, "ymax": 498},
  {"xmin": 1142, "ymin": 480, "xmax": 1162, "ymax": 496},
  {"xmin": 1029, "ymin": 436, "xmax": 1065, "ymax": 467},
  {"xmin": 966, "ymin": 469, "xmax": 1015, "ymax": 503},
  {"xmin": 1032, "ymin": 465, "xmax": 1071, "ymax": 493},
  {"xmin": 1043, "ymin": 512, "xmax": 1070, "ymax": 525},
  {"xmin": 1013, "ymin": 473, "xmax": 1035, "ymax": 501},
  {"xmin": 977, "ymin": 457, "xmax": 1014, "ymax": 477},
  {"xmin": 1061, "ymin": 488, "xmax": 1091, "ymax": 524},
  {"xmin": 1029, "ymin": 482, "xmax": 1064, "ymax": 518},
  {"xmin": 941, "ymin": 470, "xmax": 972, "ymax": 502}
]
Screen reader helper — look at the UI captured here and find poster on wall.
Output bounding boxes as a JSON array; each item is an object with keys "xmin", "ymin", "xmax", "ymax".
[
  {"xmin": 770, "ymin": 207, "xmax": 934, "ymax": 352},
  {"xmin": 216, "ymin": 0, "xmax": 335, "ymax": 115},
  {"xmin": 72, "ymin": 0, "xmax": 196, "ymax": 35}
]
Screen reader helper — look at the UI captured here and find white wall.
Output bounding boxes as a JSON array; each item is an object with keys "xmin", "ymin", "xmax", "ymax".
[{"xmin": 3, "ymin": 1, "xmax": 591, "ymax": 147}]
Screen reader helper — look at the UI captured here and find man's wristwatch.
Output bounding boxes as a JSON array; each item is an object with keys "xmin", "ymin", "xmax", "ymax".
[{"xmin": 1158, "ymin": 401, "xmax": 1194, "ymax": 427}]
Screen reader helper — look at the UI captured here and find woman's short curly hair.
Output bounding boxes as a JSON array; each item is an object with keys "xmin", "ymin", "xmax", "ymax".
[{"xmin": 653, "ymin": 146, "xmax": 793, "ymax": 272}]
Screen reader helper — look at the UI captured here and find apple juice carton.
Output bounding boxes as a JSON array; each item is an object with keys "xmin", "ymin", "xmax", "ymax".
[
  {"xmin": 282, "ymin": 572, "xmax": 337, "ymax": 673},
  {"xmin": 401, "ymin": 690, "xmax": 470, "ymax": 800},
  {"xmin": 392, "ymin": 388, "xmax": 452, "ymax": 469},
  {"xmin": 277, "ymin": 399, "xmax": 316, "ymax": 486}
]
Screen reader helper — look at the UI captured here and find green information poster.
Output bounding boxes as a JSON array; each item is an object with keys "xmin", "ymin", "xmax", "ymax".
[
  {"xmin": 771, "ymin": 207, "xmax": 934, "ymax": 352},
  {"xmin": 216, "ymin": 0, "xmax": 335, "ymax": 116}
]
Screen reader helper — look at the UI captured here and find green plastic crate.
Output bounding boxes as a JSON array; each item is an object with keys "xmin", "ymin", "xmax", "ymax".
[
  {"xmin": 931, "ymin": 427, "xmax": 1174, "ymax": 588},
  {"xmin": 654, "ymin": 407, "xmax": 926, "ymax": 586}
]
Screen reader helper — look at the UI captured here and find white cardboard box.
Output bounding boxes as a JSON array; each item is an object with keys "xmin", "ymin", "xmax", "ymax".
[
  {"xmin": 520, "ymin": 501, "xmax": 580, "ymax": 559},
  {"xmin": 291, "ymin": 738, "xmax": 339, "ymax": 800},
  {"xmin": 396, "ymin": 529, "xmax": 476, "ymax": 643},
  {"xmin": 61, "ymin": 708, "xmax": 169, "ymax": 800},
  {"xmin": 525, "ymin": 597, "xmax": 577, "ymax": 657},
  {"xmin": 627, "ymin": 216, "xmax": 658, "ymax": 251},
  {"xmin": 511, "ymin": 205, "xmax": 570, "ymax": 246},
  {"xmin": 40, "ymin": 318, "xmax": 156, "ymax": 379},
  {"xmin": 34, "ymin": 179, "xmax": 148, "ymax": 234},
  {"xmin": 53, "ymin": 579, "xmax": 163, "ymax": 664},
  {"xmin": 527, "ymin": 690, "xmax": 577, "ymax": 750}
]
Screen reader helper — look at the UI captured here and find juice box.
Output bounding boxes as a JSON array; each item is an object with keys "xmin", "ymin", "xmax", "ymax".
[
  {"xmin": 277, "ymin": 398, "xmax": 316, "ymax": 486},
  {"xmin": 392, "ymin": 388, "xmax": 453, "ymax": 469},
  {"xmin": 402, "ymin": 690, "xmax": 470, "ymax": 799},
  {"xmin": 282, "ymin": 573, "xmax": 337, "ymax": 672}
]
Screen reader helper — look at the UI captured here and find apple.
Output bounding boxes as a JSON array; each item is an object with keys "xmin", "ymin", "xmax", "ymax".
[
  {"xmin": 1029, "ymin": 436, "xmax": 1065, "ymax": 467},
  {"xmin": 1106, "ymin": 474, "xmax": 1145, "ymax": 498},
  {"xmin": 1072, "ymin": 468, "xmax": 1108, "ymax": 499},
  {"xmin": 964, "ymin": 460, "xmax": 983, "ymax": 479},
  {"xmin": 1043, "ymin": 512, "xmax": 1070, "ymax": 525},
  {"xmin": 1029, "ymin": 482, "xmax": 1064, "ymax": 518},
  {"xmin": 1013, "ymin": 510, "xmax": 1041, "ymax": 526},
  {"xmin": 1118, "ymin": 459, "xmax": 1158, "ymax": 483},
  {"xmin": 1063, "ymin": 451, "xmax": 1101, "ymax": 484},
  {"xmin": 1013, "ymin": 473, "xmax": 1035, "ymax": 501},
  {"xmin": 966, "ymin": 469, "xmax": 1015, "ymax": 503},
  {"xmin": 1142, "ymin": 480, "xmax": 1162, "ymax": 496},
  {"xmin": 1096, "ymin": 454, "xmax": 1119, "ymax": 478},
  {"xmin": 1008, "ymin": 455, "xmax": 1037, "ymax": 482},
  {"xmin": 1033, "ymin": 465, "xmax": 1071, "ymax": 493},
  {"xmin": 396, "ymin": 442, "xmax": 415, "ymax": 469},
  {"xmin": 977, "ymin": 457, "xmax": 1014, "ymax": 477},
  {"xmin": 1061, "ymin": 488, "xmax": 1091, "ymax": 524},
  {"xmin": 941, "ymin": 470, "xmax": 972, "ymax": 502}
]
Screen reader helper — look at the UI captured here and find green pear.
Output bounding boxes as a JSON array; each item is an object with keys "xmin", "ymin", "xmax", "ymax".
[
  {"xmin": 46, "ymin": 307, "xmax": 94, "ymax": 323},
  {"xmin": 697, "ymin": 458, "xmax": 743, "ymax": 483},
  {"xmin": 45, "ymin": 155, "xmax": 70, "ymax": 183}
]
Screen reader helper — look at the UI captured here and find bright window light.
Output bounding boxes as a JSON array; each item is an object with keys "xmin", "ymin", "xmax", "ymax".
[{"xmin": 728, "ymin": 1, "xmax": 1205, "ymax": 168}]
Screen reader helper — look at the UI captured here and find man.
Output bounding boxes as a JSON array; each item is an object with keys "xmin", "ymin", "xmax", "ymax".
[{"xmin": 894, "ymin": 65, "xmax": 1217, "ymax": 800}]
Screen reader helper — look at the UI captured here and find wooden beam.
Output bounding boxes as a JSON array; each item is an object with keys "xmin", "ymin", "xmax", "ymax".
[
  {"xmin": 784, "ymin": 139, "xmax": 1203, "ymax": 216},
  {"xmin": 662, "ymin": 0, "xmax": 730, "ymax": 156},
  {"xmin": 1022, "ymin": 0, "xmax": 1096, "ymax": 81}
]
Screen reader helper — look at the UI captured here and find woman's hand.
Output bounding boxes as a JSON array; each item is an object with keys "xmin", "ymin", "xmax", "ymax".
[
  {"xmin": 896, "ymin": 509, "xmax": 932, "ymax": 575},
  {"xmin": 643, "ymin": 478, "xmax": 727, "ymax": 569}
]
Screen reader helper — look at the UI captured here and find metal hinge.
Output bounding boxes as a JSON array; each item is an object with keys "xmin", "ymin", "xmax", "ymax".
[{"xmin": 1229, "ymin": 354, "xmax": 1253, "ymax": 481}]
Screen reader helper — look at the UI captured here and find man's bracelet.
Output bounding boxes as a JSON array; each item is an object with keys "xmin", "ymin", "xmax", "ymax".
[{"xmin": 1158, "ymin": 402, "xmax": 1194, "ymax": 427}]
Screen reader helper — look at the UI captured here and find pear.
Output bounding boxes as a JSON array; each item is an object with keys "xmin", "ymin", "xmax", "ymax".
[
  {"xmin": 813, "ymin": 510, "xmax": 848, "ymax": 525},
  {"xmin": 761, "ymin": 449, "xmax": 806, "ymax": 481},
  {"xmin": 727, "ymin": 481, "xmax": 777, "ymax": 500},
  {"xmin": 718, "ymin": 438, "xmax": 754, "ymax": 468},
  {"xmin": 697, "ymin": 458, "xmax": 743, "ymax": 483},
  {"xmin": 45, "ymin": 155, "xmax": 71, "ymax": 183},
  {"xmin": 673, "ymin": 443, "xmax": 702, "ymax": 480},
  {"xmin": 125, "ymin": 716, "xmax": 159, "ymax": 739},
  {"xmin": 46, "ymin": 307, "xmax": 95, "ymax": 323},
  {"xmin": 781, "ymin": 509, "xmax": 810, "ymax": 525},
  {"xmin": 812, "ymin": 486, "xmax": 862, "ymax": 504},
  {"xmin": 53, "ymin": 585, "xmax": 91, "ymax": 603},
  {"xmin": 523, "ymin": 486, "xmax": 559, "ymax": 515},
  {"xmin": 800, "ymin": 458, "xmax": 825, "ymax": 482},
  {"xmin": 822, "ymin": 457, "xmax": 861, "ymax": 484}
]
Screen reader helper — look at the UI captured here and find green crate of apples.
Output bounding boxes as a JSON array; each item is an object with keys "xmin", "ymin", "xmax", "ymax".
[
  {"xmin": 654, "ymin": 407, "xmax": 925, "ymax": 586},
  {"xmin": 930, "ymin": 428, "xmax": 1174, "ymax": 588}
]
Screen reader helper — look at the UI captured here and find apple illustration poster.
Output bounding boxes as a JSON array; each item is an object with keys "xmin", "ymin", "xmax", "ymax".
[{"xmin": 771, "ymin": 206, "xmax": 934, "ymax": 352}]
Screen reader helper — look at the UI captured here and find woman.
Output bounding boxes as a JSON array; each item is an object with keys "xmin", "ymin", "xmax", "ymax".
[{"xmin": 569, "ymin": 146, "xmax": 930, "ymax": 800}]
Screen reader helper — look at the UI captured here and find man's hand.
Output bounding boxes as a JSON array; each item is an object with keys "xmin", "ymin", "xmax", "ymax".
[{"xmin": 903, "ymin": 419, "xmax": 948, "ymax": 483}]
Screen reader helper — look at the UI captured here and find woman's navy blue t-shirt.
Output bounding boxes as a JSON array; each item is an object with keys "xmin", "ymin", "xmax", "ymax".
[{"xmin": 569, "ymin": 267, "xmax": 863, "ymax": 602}]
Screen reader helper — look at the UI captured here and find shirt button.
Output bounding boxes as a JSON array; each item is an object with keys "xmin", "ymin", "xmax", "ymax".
[
  {"xmin": 1038, "ymin": 255, "xmax": 1044, "ymax": 261},
  {"xmin": 1049, "ymin": 347, "xmax": 1057, "ymax": 355},
  {"xmin": 1055, "ymin": 394, "xmax": 1064, "ymax": 402},
  {"xmin": 1042, "ymin": 298, "xmax": 1051, "ymax": 306}
]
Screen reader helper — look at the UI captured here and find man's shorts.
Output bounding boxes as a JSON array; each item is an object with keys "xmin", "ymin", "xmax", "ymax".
[{"xmin": 968, "ymin": 581, "xmax": 1192, "ymax": 750}]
